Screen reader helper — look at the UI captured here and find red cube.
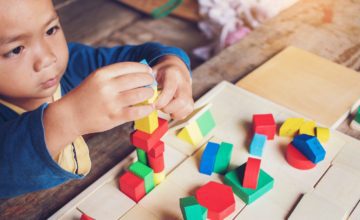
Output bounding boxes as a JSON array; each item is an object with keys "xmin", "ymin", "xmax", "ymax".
[
  {"xmin": 253, "ymin": 114, "xmax": 276, "ymax": 140},
  {"xmin": 119, "ymin": 171, "xmax": 146, "ymax": 203},
  {"xmin": 148, "ymin": 153, "xmax": 165, "ymax": 173}
]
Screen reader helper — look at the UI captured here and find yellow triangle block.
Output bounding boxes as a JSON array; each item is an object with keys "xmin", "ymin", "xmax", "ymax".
[
  {"xmin": 299, "ymin": 121, "xmax": 316, "ymax": 136},
  {"xmin": 316, "ymin": 127, "xmax": 330, "ymax": 143},
  {"xmin": 279, "ymin": 118, "xmax": 305, "ymax": 137},
  {"xmin": 154, "ymin": 171, "xmax": 165, "ymax": 185},
  {"xmin": 135, "ymin": 110, "xmax": 159, "ymax": 134},
  {"xmin": 177, "ymin": 122, "xmax": 203, "ymax": 146}
]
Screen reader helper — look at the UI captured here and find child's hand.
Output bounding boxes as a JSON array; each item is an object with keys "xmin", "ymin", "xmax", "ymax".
[{"xmin": 154, "ymin": 55, "xmax": 194, "ymax": 120}]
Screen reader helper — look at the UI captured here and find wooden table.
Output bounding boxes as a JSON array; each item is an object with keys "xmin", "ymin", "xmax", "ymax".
[{"xmin": 1, "ymin": 0, "xmax": 359, "ymax": 219}]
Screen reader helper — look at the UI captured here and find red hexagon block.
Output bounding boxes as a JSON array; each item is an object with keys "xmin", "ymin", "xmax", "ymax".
[
  {"xmin": 195, "ymin": 181, "xmax": 235, "ymax": 220},
  {"xmin": 80, "ymin": 214, "xmax": 94, "ymax": 220}
]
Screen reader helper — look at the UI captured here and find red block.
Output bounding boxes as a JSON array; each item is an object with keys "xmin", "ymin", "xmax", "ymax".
[
  {"xmin": 148, "ymin": 153, "xmax": 165, "ymax": 173},
  {"xmin": 131, "ymin": 118, "xmax": 168, "ymax": 152},
  {"xmin": 253, "ymin": 114, "xmax": 276, "ymax": 140},
  {"xmin": 80, "ymin": 214, "xmax": 94, "ymax": 220},
  {"xmin": 119, "ymin": 171, "xmax": 146, "ymax": 203},
  {"xmin": 286, "ymin": 143, "xmax": 316, "ymax": 170},
  {"xmin": 148, "ymin": 141, "xmax": 165, "ymax": 157},
  {"xmin": 195, "ymin": 181, "xmax": 235, "ymax": 220},
  {"xmin": 242, "ymin": 157, "xmax": 261, "ymax": 189}
]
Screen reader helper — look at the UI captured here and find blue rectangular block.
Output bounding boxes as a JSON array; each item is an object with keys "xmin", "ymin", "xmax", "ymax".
[
  {"xmin": 249, "ymin": 133, "xmax": 267, "ymax": 157},
  {"xmin": 199, "ymin": 142, "xmax": 220, "ymax": 175},
  {"xmin": 293, "ymin": 134, "xmax": 326, "ymax": 163}
]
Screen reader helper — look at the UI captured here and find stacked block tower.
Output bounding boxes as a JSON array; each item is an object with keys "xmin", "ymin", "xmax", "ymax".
[{"xmin": 119, "ymin": 60, "xmax": 169, "ymax": 203}]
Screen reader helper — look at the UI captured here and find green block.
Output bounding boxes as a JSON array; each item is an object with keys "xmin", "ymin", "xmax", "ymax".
[
  {"xmin": 214, "ymin": 142, "xmax": 233, "ymax": 174},
  {"xmin": 196, "ymin": 110, "xmax": 216, "ymax": 137},
  {"xmin": 129, "ymin": 161, "xmax": 154, "ymax": 193},
  {"xmin": 136, "ymin": 148, "xmax": 148, "ymax": 165},
  {"xmin": 224, "ymin": 163, "xmax": 274, "ymax": 204},
  {"xmin": 180, "ymin": 196, "xmax": 207, "ymax": 220},
  {"xmin": 355, "ymin": 107, "xmax": 360, "ymax": 123}
]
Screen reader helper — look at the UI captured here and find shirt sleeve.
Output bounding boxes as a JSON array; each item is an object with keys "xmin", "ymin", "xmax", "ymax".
[
  {"xmin": 0, "ymin": 104, "xmax": 82, "ymax": 199},
  {"xmin": 61, "ymin": 42, "xmax": 191, "ymax": 93}
]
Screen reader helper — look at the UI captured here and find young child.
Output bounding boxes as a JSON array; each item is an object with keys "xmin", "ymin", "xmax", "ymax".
[{"xmin": 0, "ymin": 0, "xmax": 193, "ymax": 198}]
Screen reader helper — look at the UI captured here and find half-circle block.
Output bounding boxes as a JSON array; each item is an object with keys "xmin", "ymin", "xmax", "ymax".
[
  {"xmin": 286, "ymin": 143, "xmax": 316, "ymax": 170},
  {"xmin": 242, "ymin": 157, "xmax": 261, "ymax": 189}
]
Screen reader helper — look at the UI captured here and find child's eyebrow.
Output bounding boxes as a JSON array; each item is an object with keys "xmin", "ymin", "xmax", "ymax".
[{"xmin": 0, "ymin": 14, "xmax": 59, "ymax": 46}]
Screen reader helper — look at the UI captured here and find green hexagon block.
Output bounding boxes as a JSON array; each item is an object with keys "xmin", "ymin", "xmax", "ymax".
[{"xmin": 224, "ymin": 163, "xmax": 274, "ymax": 204}]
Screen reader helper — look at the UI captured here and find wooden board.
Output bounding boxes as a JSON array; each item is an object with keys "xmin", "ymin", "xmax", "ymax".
[
  {"xmin": 236, "ymin": 46, "xmax": 360, "ymax": 129},
  {"xmin": 51, "ymin": 81, "xmax": 360, "ymax": 219}
]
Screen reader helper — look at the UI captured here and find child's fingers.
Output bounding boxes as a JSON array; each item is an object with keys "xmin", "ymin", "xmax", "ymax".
[
  {"xmin": 155, "ymin": 74, "xmax": 177, "ymax": 109},
  {"xmin": 161, "ymin": 96, "xmax": 193, "ymax": 117},
  {"xmin": 119, "ymin": 105, "xmax": 154, "ymax": 123},
  {"xmin": 112, "ymin": 72, "xmax": 154, "ymax": 92},
  {"xmin": 170, "ymin": 104, "xmax": 194, "ymax": 120},
  {"xmin": 98, "ymin": 62, "xmax": 152, "ymax": 79},
  {"xmin": 117, "ymin": 87, "xmax": 154, "ymax": 107}
]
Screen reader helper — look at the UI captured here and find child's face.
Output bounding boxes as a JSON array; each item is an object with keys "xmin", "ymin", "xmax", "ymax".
[{"xmin": 0, "ymin": 0, "xmax": 69, "ymax": 101}]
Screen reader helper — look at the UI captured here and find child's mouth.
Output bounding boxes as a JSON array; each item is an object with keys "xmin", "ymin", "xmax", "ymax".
[{"xmin": 41, "ymin": 76, "xmax": 59, "ymax": 89}]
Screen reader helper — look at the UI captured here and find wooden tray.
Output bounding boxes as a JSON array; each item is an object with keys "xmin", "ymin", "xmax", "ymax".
[{"xmin": 50, "ymin": 81, "xmax": 360, "ymax": 220}]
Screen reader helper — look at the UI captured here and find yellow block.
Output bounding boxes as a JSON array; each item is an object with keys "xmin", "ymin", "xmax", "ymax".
[
  {"xmin": 154, "ymin": 171, "xmax": 165, "ymax": 185},
  {"xmin": 177, "ymin": 122, "xmax": 203, "ymax": 146},
  {"xmin": 135, "ymin": 110, "xmax": 159, "ymax": 134},
  {"xmin": 299, "ymin": 121, "xmax": 316, "ymax": 136},
  {"xmin": 279, "ymin": 118, "xmax": 305, "ymax": 137},
  {"xmin": 143, "ymin": 88, "xmax": 158, "ymax": 105},
  {"xmin": 316, "ymin": 127, "xmax": 330, "ymax": 143}
]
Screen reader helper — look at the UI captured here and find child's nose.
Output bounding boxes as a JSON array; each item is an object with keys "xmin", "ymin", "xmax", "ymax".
[{"xmin": 33, "ymin": 43, "xmax": 57, "ymax": 72}]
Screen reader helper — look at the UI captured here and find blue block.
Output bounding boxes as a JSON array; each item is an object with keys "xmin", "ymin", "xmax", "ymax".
[
  {"xmin": 199, "ymin": 142, "xmax": 220, "ymax": 175},
  {"xmin": 249, "ymin": 133, "xmax": 267, "ymax": 157},
  {"xmin": 140, "ymin": 59, "xmax": 157, "ymax": 87},
  {"xmin": 293, "ymin": 134, "xmax": 326, "ymax": 163}
]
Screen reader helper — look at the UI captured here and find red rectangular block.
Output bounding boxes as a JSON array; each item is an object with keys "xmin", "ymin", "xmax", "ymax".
[
  {"xmin": 253, "ymin": 114, "xmax": 276, "ymax": 140},
  {"xmin": 148, "ymin": 153, "xmax": 165, "ymax": 173},
  {"xmin": 131, "ymin": 118, "xmax": 168, "ymax": 152},
  {"xmin": 242, "ymin": 157, "xmax": 261, "ymax": 189},
  {"xmin": 148, "ymin": 141, "xmax": 165, "ymax": 157},
  {"xmin": 119, "ymin": 171, "xmax": 146, "ymax": 203}
]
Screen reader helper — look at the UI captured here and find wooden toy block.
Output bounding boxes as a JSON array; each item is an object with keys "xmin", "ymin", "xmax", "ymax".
[
  {"xmin": 253, "ymin": 114, "xmax": 276, "ymax": 140},
  {"xmin": 134, "ymin": 110, "xmax": 159, "ymax": 134},
  {"xmin": 285, "ymin": 143, "xmax": 316, "ymax": 170},
  {"xmin": 315, "ymin": 127, "xmax": 330, "ymax": 143},
  {"xmin": 148, "ymin": 140, "xmax": 165, "ymax": 157},
  {"xmin": 80, "ymin": 214, "xmax": 94, "ymax": 220},
  {"xmin": 350, "ymin": 109, "xmax": 360, "ymax": 131},
  {"xmin": 196, "ymin": 109, "xmax": 216, "ymax": 137},
  {"xmin": 243, "ymin": 157, "xmax": 262, "ymax": 189},
  {"xmin": 214, "ymin": 142, "xmax": 233, "ymax": 174},
  {"xmin": 177, "ymin": 121, "xmax": 204, "ymax": 146},
  {"xmin": 293, "ymin": 134, "xmax": 326, "ymax": 164},
  {"xmin": 249, "ymin": 133, "xmax": 267, "ymax": 157},
  {"xmin": 136, "ymin": 148, "xmax": 148, "ymax": 165},
  {"xmin": 131, "ymin": 118, "xmax": 168, "ymax": 152},
  {"xmin": 148, "ymin": 153, "xmax": 165, "ymax": 173},
  {"xmin": 199, "ymin": 142, "xmax": 220, "ymax": 175},
  {"xmin": 299, "ymin": 120, "xmax": 316, "ymax": 136},
  {"xmin": 153, "ymin": 171, "xmax": 165, "ymax": 185},
  {"xmin": 195, "ymin": 181, "xmax": 235, "ymax": 220},
  {"xmin": 180, "ymin": 196, "xmax": 207, "ymax": 220},
  {"xmin": 279, "ymin": 118, "xmax": 304, "ymax": 137},
  {"xmin": 224, "ymin": 163, "xmax": 274, "ymax": 204},
  {"xmin": 119, "ymin": 171, "xmax": 146, "ymax": 203},
  {"xmin": 355, "ymin": 106, "xmax": 360, "ymax": 123},
  {"xmin": 129, "ymin": 162, "xmax": 155, "ymax": 193}
]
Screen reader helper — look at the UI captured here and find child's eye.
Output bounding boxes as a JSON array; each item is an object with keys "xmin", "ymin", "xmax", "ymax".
[
  {"xmin": 46, "ymin": 25, "xmax": 60, "ymax": 36},
  {"xmin": 3, "ymin": 46, "xmax": 24, "ymax": 58}
]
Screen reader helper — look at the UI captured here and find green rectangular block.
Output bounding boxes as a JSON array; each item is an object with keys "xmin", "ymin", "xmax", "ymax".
[
  {"xmin": 180, "ymin": 196, "xmax": 207, "ymax": 220},
  {"xmin": 129, "ymin": 161, "xmax": 154, "ymax": 193},
  {"xmin": 355, "ymin": 107, "xmax": 360, "ymax": 123},
  {"xmin": 196, "ymin": 110, "xmax": 216, "ymax": 137},
  {"xmin": 214, "ymin": 142, "xmax": 233, "ymax": 174},
  {"xmin": 136, "ymin": 148, "xmax": 148, "ymax": 165},
  {"xmin": 224, "ymin": 163, "xmax": 274, "ymax": 204}
]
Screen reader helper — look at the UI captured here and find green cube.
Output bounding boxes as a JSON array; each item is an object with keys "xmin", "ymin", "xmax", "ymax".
[
  {"xmin": 136, "ymin": 148, "xmax": 148, "ymax": 165},
  {"xmin": 355, "ymin": 107, "xmax": 360, "ymax": 124},
  {"xmin": 129, "ymin": 161, "xmax": 154, "ymax": 193},
  {"xmin": 224, "ymin": 163, "xmax": 274, "ymax": 204},
  {"xmin": 180, "ymin": 196, "xmax": 207, "ymax": 220},
  {"xmin": 214, "ymin": 142, "xmax": 233, "ymax": 174},
  {"xmin": 196, "ymin": 110, "xmax": 216, "ymax": 137}
]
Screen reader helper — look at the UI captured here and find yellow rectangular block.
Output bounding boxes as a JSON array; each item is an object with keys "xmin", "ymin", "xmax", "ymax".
[
  {"xmin": 279, "ymin": 118, "xmax": 305, "ymax": 137},
  {"xmin": 177, "ymin": 122, "xmax": 203, "ymax": 146},
  {"xmin": 299, "ymin": 121, "xmax": 316, "ymax": 136},
  {"xmin": 316, "ymin": 127, "xmax": 330, "ymax": 143},
  {"xmin": 135, "ymin": 110, "xmax": 159, "ymax": 134},
  {"xmin": 154, "ymin": 171, "xmax": 165, "ymax": 185},
  {"xmin": 143, "ymin": 88, "xmax": 158, "ymax": 105}
]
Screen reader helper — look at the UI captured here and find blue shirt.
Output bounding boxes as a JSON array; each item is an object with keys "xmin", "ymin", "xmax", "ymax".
[{"xmin": 0, "ymin": 42, "xmax": 190, "ymax": 198}]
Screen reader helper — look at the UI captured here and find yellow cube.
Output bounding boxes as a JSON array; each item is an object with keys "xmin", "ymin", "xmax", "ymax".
[
  {"xmin": 299, "ymin": 121, "xmax": 316, "ymax": 136},
  {"xmin": 177, "ymin": 122, "xmax": 203, "ymax": 146},
  {"xmin": 279, "ymin": 118, "xmax": 305, "ymax": 137},
  {"xmin": 316, "ymin": 127, "xmax": 330, "ymax": 143}
]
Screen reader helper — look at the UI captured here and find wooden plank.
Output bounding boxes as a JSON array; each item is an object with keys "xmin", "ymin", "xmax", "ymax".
[
  {"xmin": 236, "ymin": 46, "xmax": 360, "ymax": 128},
  {"xmin": 57, "ymin": 0, "xmax": 140, "ymax": 44}
]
